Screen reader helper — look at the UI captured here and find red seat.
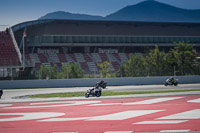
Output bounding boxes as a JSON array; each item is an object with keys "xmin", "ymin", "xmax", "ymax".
[{"xmin": 0, "ymin": 31, "xmax": 21, "ymax": 66}]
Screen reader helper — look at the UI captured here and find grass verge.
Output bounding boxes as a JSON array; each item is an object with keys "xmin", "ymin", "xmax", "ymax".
[{"xmin": 29, "ymin": 89, "xmax": 200, "ymax": 98}]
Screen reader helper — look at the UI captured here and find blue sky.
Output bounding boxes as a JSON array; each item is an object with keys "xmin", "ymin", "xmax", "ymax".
[{"xmin": 0, "ymin": 0, "xmax": 200, "ymax": 27}]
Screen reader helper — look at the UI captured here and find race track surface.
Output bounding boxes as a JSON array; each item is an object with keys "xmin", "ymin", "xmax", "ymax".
[
  {"xmin": 0, "ymin": 84, "xmax": 200, "ymax": 133},
  {"xmin": 1, "ymin": 84, "xmax": 200, "ymax": 102},
  {"xmin": 0, "ymin": 95, "xmax": 200, "ymax": 133}
]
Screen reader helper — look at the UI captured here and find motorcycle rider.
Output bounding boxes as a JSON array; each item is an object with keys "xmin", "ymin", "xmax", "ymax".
[
  {"xmin": 96, "ymin": 80, "xmax": 104, "ymax": 88},
  {"xmin": 93, "ymin": 80, "xmax": 106, "ymax": 94},
  {"xmin": 0, "ymin": 89, "xmax": 3, "ymax": 99},
  {"xmin": 165, "ymin": 77, "xmax": 178, "ymax": 86},
  {"xmin": 169, "ymin": 77, "xmax": 176, "ymax": 84},
  {"xmin": 85, "ymin": 80, "xmax": 107, "ymax": 98},
  {"xmin": 89, "ymin": 80, "xmax": 104, "ymax": 93}
]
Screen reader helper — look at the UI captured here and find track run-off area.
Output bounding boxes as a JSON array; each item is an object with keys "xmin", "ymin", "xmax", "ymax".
[{"xmin": 0, "ymin": 84, "xmax": 200, "ymax": 133}]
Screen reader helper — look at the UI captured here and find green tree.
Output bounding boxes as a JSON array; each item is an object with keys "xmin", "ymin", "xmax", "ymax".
[
  {"xmin": 61, "ymin": 63, "xmax": 69, "ymax": 79},
  {"xmin": 61, "ymin": 63, "xmax": 83, "ymax": 79},
  {"xmin": 38, "ymin": 63, "xmax": 84, "ymax": 79},
  {"xmin": 145, "ymin": 45, "xmax": 167, "ymax": 76},
  {"xmin": 98, "ymin": 61, "xmax": 110, "ymax": 78},
  {"xmin": 40, "ymin": 64, "xmax": 51, "ymax": 79},
  {"xmin": 68, "ymin": 63, "xmax": 84, "ymax": 78},
  {"xmin": 39, "ymin": 64, "xmax": 59, "ymax": 79},
  {"xmin": 123, "ymin": 54, "xmax": 146, "ymax": 77},
  {"xmin": 170, "ymin": 42, "xmax": 195, "ymax": 75},
  {"xmin": 50, "ymin": 64, "xmax": 59, "ymax": 79},
  {"xmin": 115, "ymin": 65, "xmax": 125, "ymax": 77},
  {"xmin": 193, "ymin": 53, "xmax": 200, "ymax": 75}
]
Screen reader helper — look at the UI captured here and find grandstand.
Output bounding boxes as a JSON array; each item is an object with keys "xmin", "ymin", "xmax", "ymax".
[
  {"xmin": 1, "ymin": 19, "xmax": 200, "ymax": 78},
  {"xmin": 0, "ymin": 28, "xmax": 22, "ymax": 78}
]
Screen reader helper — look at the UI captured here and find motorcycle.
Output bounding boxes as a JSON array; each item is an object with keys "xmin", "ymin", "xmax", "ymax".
[
  {"xmin": 164, "ymin": 78, "xmax": 178, "ymax": 86},
  {"xmin": 85, "ymin": 81, "xmax": 107, "ymax": 98},
  {"xmin": 0, "ymin": 89, "xmax": 3, "ymax": 99}
]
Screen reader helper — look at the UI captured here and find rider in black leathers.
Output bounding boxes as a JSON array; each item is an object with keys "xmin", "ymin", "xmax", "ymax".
[
  {"xmin": 96, "ymin": 80, "xmax": 104, "ymax": 88},
  {"xmin": 91, "ymin": 80, "xmax": 106, "ymax": 95},
  {"xmin": 0, "ymin": 89, "xmax": 3, "ymax": 99},
  {"xmin": 85, "ymin": 80, "xmax": 107, "ymax": 98},
  {"xmin": 169, "ymin": 77, "xmax": 176, "ymax": 84}
]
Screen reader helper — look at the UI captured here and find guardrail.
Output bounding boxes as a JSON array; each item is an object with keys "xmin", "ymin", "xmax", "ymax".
[{"xmin": 0, "ymin": 76, "xmax": 199, "ymax": 89}]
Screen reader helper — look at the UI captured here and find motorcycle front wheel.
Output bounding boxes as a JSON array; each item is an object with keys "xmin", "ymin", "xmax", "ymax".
[
  {"xmin": 174, "ymin": 82, "xmax": 178, "ymax": 86},
  {"xmin": 96, "ymin": 92, "xmax": 101, "ymax": 97},
  {"xmin": 85, "ymin": 93, "xmax": 89, "ymax": 98}
]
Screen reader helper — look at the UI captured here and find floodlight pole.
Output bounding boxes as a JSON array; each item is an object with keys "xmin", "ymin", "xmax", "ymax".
[
  {"xmin": 67, "ymin": 63, "xmax": 69, "ymax": 79},
  {"xmin": 22, "ymin": 27, "xmax": 26, "ymax": 71},
  {"xmin": 94, "ymin": 68, "xmax": 96, "ymax": 78},
  {"xmin": 23, "ymin": 35, "xmax": 25, "ymax": 71},
  {"xmin": 174, "ymin": 65, "xmax": 176, "ymax": 76}
]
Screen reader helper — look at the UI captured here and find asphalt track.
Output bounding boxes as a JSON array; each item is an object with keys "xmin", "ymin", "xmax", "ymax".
[
  {"xmin": 1, "ymin": 84, "xmax": 200, "ymax": 103},
  {"xmin": 0, "ymin": 84, "xmax": 200, "ymax": 133}
]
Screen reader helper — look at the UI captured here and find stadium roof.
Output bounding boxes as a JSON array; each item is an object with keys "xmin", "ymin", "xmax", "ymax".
[{"xmin": 12, "ymin": 19, "xmax": 200, "ymax": 36}]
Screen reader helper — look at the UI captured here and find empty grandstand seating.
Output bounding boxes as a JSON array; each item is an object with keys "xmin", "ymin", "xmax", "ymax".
[
  {"xmin": 57, "ymin": 54, "xmax": 67, "ymax": 62},
  {"xmin": 91, "ymin": 53, "xmax": 102, "ymax": 63},
  {"xmin": 87, "ymin": 62, "xmax": 97, "ymax": 72},
  {"xmin": 99, "ymin": 53, "xmax": 109, "ymax": 62},
  {"xmin": 79, "ymin": 62, "xmax": 90, "ymax": 72},
  {"xmin": 48, "ymin": 53, "xmax": 60, "ymax": 63},
  {"xmin": 119, "ymin": 53, "xmax": 129, "ymax": 63},
  {"xmin": 24, "ymin": 52, "xmax": 130, "ymax": 73},
  {"xmin": 75, "ymin": 53, "xmax": 85, "ymax": 62},
  {"xmin": 0, "ymin": 30, "xmax": 21, "ymax": 66}
]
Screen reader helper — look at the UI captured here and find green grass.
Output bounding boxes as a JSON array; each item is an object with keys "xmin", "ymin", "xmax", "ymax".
[
  {"xmin": 29, "ymin": 89, "xmax": 200, "ymax": 98},
  {"xmin": 30, "ymin": 92, "xmax": 85, "ymax": 98}
]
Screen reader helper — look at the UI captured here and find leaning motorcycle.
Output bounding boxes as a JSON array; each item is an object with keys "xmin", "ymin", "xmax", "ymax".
[
  {"xmin": 85, "ymin": 88, "xmax": 102, "ymax": 98},
  {"xmin": 164, "ymin": 78, "xmax": 178, "ymax": 86},
  {"xmin": 85, "ymin": 81, "xmax": 107, "ymax": 98}
]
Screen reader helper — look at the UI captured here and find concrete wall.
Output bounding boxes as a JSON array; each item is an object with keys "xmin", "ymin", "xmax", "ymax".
[{"xmin": 0, "ymin": 76, "xmax": 200, "ymax": 89}]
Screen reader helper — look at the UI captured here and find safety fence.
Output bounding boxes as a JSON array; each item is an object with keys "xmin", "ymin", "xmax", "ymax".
[{"xmin": 0, "ymin": 76, "xmax": 199, "ymax": 89}]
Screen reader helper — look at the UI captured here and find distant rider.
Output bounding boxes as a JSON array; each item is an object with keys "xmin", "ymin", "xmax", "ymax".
[
  {"xmin": 96, "ymin": 80, "xmax": 106, "ymax": 89},
  {"xmin": 169, "ymin": 77, "xmax": 176, "ymax": 83},
  {"xmin": 0, "ymin": 89, "xmax": 3, "ymax": 99}
]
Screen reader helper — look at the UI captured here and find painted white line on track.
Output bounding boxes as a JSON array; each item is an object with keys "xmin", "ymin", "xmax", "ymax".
[
  {"xmin": 88, "ymin": 97, "xmax": 183, "ymax": 106},
  {"xmin": 187, "ymin": 98, "xmax": 200, "ymax": 103},
  {"xmin": 87, "ymin": 110, "xmax": 163, "ymax": 121},
  {"xmin": 30, "ymin": 101, "xmax": 76, "ymax": 105},
  {"xmin": 104, "ymin": 131, "xmax": 134, "ymax": 133},
  {"xmin": 39, "ymin": 117, "xmax": 90, "ymax": 122},
  {"xmin": 53, "ymin": 132, "xmax": 79, "ymax": 133},
  {"xmin": 5, "ymin": 101, "xmax": 101, "ymax": 109},
  {"xmin": 124, "ymin": 97, "xmax": 183, "ymax": 105},
  {"xmin": 0, "ymin": 112, "xmax": 65, "ymax": 122},
  {"xmin": 160, "ymin": 130, "xmax": 190, "ymax": 132},
  {"xmin": 158, "ymin": 109, "xmax": 200, "ymax": 119},
  {"xmin": 0, "ymin": 104, "xmax": 12, "ymax": 107},
  {"xmin": 40, "ymin": 110, "xmax": 163, "ymax": 122},
  {"xmin": 88, "ymin": 103, "xmax": 122, "ymax": 106},
  {"xmin": 134, "ymin": 120, "xmax": 187, "ymax": 124}
]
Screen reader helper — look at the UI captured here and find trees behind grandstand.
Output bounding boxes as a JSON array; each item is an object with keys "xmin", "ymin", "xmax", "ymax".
[
  {"xmin": 117, "ymin": 42, "xmax": 198, "ymax": 77},
  {"xmin": 98, "ymin": 61, "xmax": 111, "ymax": 78},
  {"xmin": 38, "ymin": 63, "xmax": 83, "ymax": 79},
  {"xmin": 36, "ymin": 42, "xmax": 198, "ymax": 79}
]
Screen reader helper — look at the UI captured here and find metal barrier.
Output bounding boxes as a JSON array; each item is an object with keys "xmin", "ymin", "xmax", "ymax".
[{"xmin": 0, "ymin": 76, "xmax": 200, "ymax": 89}]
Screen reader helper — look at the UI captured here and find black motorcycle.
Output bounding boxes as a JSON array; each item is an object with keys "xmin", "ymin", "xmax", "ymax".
[
  {"xmin": 0, "ymin": 89, "xmax": 3, "ymax": 99},
  {"xmin": 164, "ymin": 78, "xmax": 178, "ymax": 86},
  {"xmin": 85, "ymin": 80, "xmax": 107, "ymax": 98}
]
